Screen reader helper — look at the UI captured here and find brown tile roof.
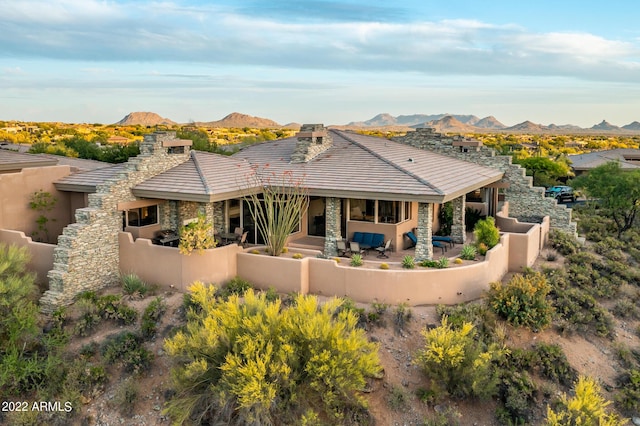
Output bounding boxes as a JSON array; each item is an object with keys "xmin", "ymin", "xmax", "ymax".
[
  {"xmin": 232, "ymin": 129, "xmax": 503, "ymax": 202},
  {"xmin": 132, "ymin": 152, "xmax": 259, "ymax": 202},
  {"xmin": 0, "ymin": 149, "xmax": 57, "ymax": 172},
  {"xmin": 54, "ymin": 164, "xmax": 127, "ymax": 192}
]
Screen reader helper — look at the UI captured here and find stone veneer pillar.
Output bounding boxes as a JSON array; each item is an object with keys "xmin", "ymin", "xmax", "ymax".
[
  {"xmin": 323, "ymin": 197, "xmax": 341, "ymax": 256},
  {"xmin": 40, "ymin": 132, "xmax": 191, "ymax": 313},
  {"xmin": 450, "ymin": 196, "xmax": 466, "ymax": 244},
  {"xmin": 212, "ymin": 201, "xmax": 225, "ymax": 234},
  {"xmin": 415, "ymin": 202, "xmax": 433, "ymax": 260}
]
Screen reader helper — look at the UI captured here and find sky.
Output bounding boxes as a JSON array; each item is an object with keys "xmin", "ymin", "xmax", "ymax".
[{"xmin": 1, "ymin": 0, "xmax": 639, "ymax": 127}]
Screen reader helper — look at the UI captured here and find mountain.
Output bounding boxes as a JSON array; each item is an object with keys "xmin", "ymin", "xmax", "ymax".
[
  {"xmin": 622, "ymin": 121, "xmax": 640, "ymax": 131},
  {"xmin": 347, "ymin": 113, "xmax": 481, "ymax": 128},
  {"xmin": 115, "ymin": 112, "xmax": 176, "ymax": 126},
  {"xmin": 418, "ymin": 115, "xmax": 477, "ymax": 133},
  {"xmin": 198, "ymin": 112, "xmax": 280, "ymax": 128},
  {"xmin": 474, "ymin": 116, "xmax": 506, "ymax": 129},
  {"xmin": 505, "ymin": 121, "xmax": 547, "ymax": 132},
  {"xmin": 591, "ymin": 120, "xmax": 620, "ymax": 131}
]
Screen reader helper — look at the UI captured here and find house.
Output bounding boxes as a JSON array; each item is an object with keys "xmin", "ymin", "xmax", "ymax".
[
  {"xmin": 568, "ymin": 148, "xmax": 640, "ymax": 175},
  {"xmin": 0, "ymin": 127, "xmax": 574, "ymax": 311}
]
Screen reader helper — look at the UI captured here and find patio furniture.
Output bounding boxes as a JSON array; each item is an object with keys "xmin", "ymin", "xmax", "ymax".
[
  {"xmin": 234, "ymin": 227, "xmax": 243, "ymax": 237},
  {"xmin": 404, "ymin": 231, "xmax": 417, "ymax": 248},
  {"xmin": 433, "ymin": 241, "xmax": 447, "ymax": 255},
  {"xmin": 238, "ymin": 231, "xmax": 248, "ymax": 247},
  {"xmin": 376, "ymin": 239, "xmax": 392, "ymax": 258},
  {"xmin": 432, "ymin": 235, "xmax": 454, "ymax": 248},
  {"xmin": 349, "ymin": 241, "xmax": 365, "ymax": 256},
  {"xmin": 153, "ymin": 229, "xmax": 179, "ymax": 246},
  {"xmin": 220, "ymin": 232, "xmax": 238, "ymax": 245},
  {"xmin": 336, "ymin": 240, "xmax": 350, "ymax": 257}
]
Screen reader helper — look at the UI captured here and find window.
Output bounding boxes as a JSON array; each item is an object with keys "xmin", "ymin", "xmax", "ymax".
[
  {"xmin": 167, "ymin": 146, "xmax": 185, "ymax": 154},
  {"xmin": 403, "ymin": 202, "xmax": 412, "ymax": 221},
  {"xmin": 127, "ymin": 205, "xmax": 159, "ymax": 227},
  {"xmin": 378, "ymin": 200, "xmax": 401, "ymax": 224},
  {"xmin": 349, "ymin": 199, "xmax": 375, "ymax": 222}
]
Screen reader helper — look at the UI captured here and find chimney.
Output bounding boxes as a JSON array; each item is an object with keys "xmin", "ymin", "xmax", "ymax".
[{"xmin": 291, "ymin": 124, "xmax": 333, "ymax": 163}]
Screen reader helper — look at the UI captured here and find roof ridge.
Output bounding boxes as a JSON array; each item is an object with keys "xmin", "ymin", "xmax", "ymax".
[
  {"xmin": 332, "ymin": 129, "xmax": 444, "ymax": 195},
  {"xmin": 191, "ymin": 151, "xmax": 212, "ymax": 194}
]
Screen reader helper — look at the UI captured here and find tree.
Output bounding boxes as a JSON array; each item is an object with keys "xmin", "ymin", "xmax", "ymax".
[
  {"xmin": 164, "ymin": 283, "xmax": 381, "ymax": 424},
  {"xmin": 571, "ymin": 161, "xmax": 640, "ymax": 237},
  {"xmin": 178, "ymin": 212, "xmax": 216, "ymax": 255},
  {"xmin": 243, "ymin": 168, "xmax": 309, "ymax": 256},
  {"xmin": 515, "ymin": 157, "xmax": 571, "ymax": 187}
]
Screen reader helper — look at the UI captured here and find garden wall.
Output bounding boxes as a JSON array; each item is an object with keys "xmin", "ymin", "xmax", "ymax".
[
  {"xmin": 0, "ymin": 229, "xmax": 55, "ymax": 286},
  {"xmin": 118, "ymin": 232, "xmax": 241, "ymax": 292}
]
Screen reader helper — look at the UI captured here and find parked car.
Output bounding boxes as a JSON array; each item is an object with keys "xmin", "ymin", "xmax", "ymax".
[{"xmin": 545, "ymin": 185, "xmax": 575, "ymax": 203}]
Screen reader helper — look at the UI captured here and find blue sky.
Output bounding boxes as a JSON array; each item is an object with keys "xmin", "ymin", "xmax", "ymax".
[{"xmin": 1, "ymin": 0, "xmax": 639, "ymax": 127}]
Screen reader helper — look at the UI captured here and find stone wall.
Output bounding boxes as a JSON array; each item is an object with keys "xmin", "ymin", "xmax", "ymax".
[
  {"xmin": 291, "ymin": 124, "xmax": 333, "ymax": 163},
  {"xmin": 323, "ymin": 197, "xmax": 341, "ymax": 256},
  {"xmin": 392, "ymin": 128, "xmax": 576, "ymax": 234},
  {"xmin": 41, "ymin": 132, "xmax": 191, "ymax": 313},
  {"xmin": 414, "ymin": 202, "xmax": 434, "ymax": 260}
]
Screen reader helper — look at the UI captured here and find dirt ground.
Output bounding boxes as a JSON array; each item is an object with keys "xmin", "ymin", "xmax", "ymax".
[{"xmin": 68, "ymin": 253, "xmax": 639, "ymax": 426}]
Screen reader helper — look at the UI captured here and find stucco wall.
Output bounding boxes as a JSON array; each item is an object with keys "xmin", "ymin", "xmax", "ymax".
[
  {"xmin": 0, "ymin": 165, "xmax": 73, "ymax": 242},
  {"xmin": 0, "ymin": 229, "xmax": 55, "ymax": 287},
  {"xmin": 237, "ymin": 248, "xmax": 316, "ymax": 294},
  {"xmin": 118, "ymin": 233, "xmax": 241, "ymax": 292}
]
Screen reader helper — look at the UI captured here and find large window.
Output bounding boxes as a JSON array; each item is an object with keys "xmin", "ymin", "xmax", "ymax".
[
  {"xmin": 349, "ymin": 199, "xmax": 375, "ymax": 222},
  {"xmin": 378, "ymin": 200, "xmax": 401, "ymax": 224},
  {"xmin": 127, "ymin": 205, "xmax": 158, "ymax": 227}
]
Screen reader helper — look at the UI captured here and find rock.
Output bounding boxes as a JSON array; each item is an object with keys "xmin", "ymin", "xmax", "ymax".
[{"xmin": 632, "ymin": 417, "xmax": 640, "ymax": 426}]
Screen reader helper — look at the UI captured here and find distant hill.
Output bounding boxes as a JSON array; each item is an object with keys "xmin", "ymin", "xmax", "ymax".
[
  {"xmin": 416, "ymin": 115, "xmax": 478, "ymax": 133},
  {"xmin": 622, "ymin": 121, "xmax": 640, "ymax": 131},
  {"xmin": 348, "ymin": 113, "xmax": 482, "ymax": 127},
  {"xmin": 472, "ymin": 116, "xmax": 505, "ymax": 129},
  {"xmin": 197, "ymin": 112, "xmax": 280, "ymax": 128},
  {"xmin": 505, "ymin": 121, "xmax": 547, "ymax": 132},
  {"xmin": 115, "ymin": 112, "xmax": 176, "ymax": 126},
  {"xmin": 591, "ymin": 120, "xmax": 620, "ymax": 131}
]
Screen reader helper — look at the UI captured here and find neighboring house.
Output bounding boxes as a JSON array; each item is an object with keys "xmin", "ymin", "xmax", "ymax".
[
  {"xmin": 568, "ymin": 148, "xmax": 640, "ymax": 175},
  {"xmin": 0, "ymin": 127, "xmax": 575, "ymax": 311}
]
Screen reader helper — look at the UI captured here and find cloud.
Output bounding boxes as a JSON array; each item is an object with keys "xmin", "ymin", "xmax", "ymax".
[{"xmin": 0, "ymin": 0, "xmax": 638, "ymax": 83}]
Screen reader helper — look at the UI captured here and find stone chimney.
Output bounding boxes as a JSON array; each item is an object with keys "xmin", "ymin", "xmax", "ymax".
[{"xmin": 291, "ymin": 124, "xmax": 333, "ymax": 163}]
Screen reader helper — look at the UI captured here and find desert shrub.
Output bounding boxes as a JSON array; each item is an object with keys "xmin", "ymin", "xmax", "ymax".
[
  {"xmin": 164, "ymin": 284, "xmax": 381, "ymax": 425},
  {"xmin": 545, "ymin": 376, "xmax": 624, "ymax": 425},
  {"xmin": 460, "ymin": 244, "xmax": 477, "ymax": 260},
  {"xmin": 477, "ymin": 242, "xmax": 489, "ymax": 256},
  {"xmin": 121, "ymin": 273, "xmax": 149, "ymax": 298},
  {"xmin": 401, "ymin": 255, "xmax": 415, "ymax": 269},
  {"xmin": 454, "ymin": 258, "xmax": 463, "ymax": 264},
  {"xmin": 113, "ymin": 377, "xmax": 139, "ymax": 416},
  {"xmin": 415, "ymin": 316, "xmax": 506, "ymax": 399},
  {"xmin": 350, "ymin": 253, "xmax": 363, "ymax": 267},
  {"xmin": 495, "ymin": 368, "xmax": 537, "ymax": 425},
  {"xmin": 548, "ymin": 229, "xmax": 579, "ymax": 256},
  {"xmin": 141, "ymin": 297, "xmax": 167, "ymax": 339},
  {"xmin": 101, "ymin": 331, "xmax": 152, "ymax": 374},
  {"xmin": 544, "ymin": 250, "xmax": 558, "ymax": 261},
  {"xmin": 394, "ymin": 303, "xmax": 412, "ymax": 334},
  {"xmin": 612, "ymin": 298, "xmax": 640, "ymax": 319},
  {"xmin": 487, "ymin": 272, "xmax": 553, "ymax": 331},
  {"xmin": 178, "ymin": 212, "xmax": 216, "ymax": 255},
  {"xmin": 615, "ymin": 369, "xmax": 640, "ymax": 414},
  {"xmin": 388, "ymin": 386, "xmax": 407, "ymax": 411},
  {"xmin": 216, "ymin": 276, "xmax": 253, "ymax": 300},
  {"xmin": 379, "ymin": 262, "xmax": 389, "ymax": 269},
  {"xmin": 435, "ymin": 302, "xmax": 499, "ymax": 345},
  {"xmin": 474, "ymin": 216, "xmax": 500, "ymax": 249},
  {"xmin": 534, "ymin": 343, "xmax": 577, "ymax": 387},
  {"xmin": 438, "ymin": 257, "xmax": 449, "ymax": 268}
]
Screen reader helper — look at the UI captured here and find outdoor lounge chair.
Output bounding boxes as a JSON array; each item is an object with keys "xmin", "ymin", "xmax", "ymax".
[
  {"xmin": 375, "ymin": 239, "xmax": 392, "ymax": 258},
  {"xmin": 432, "ymin": 236, "xmax": 454, "ymax": 248},
  {"xmin": 432, "ymin": 241, "xmax": 447, "ymax": 255},
  {"xmin": 336, "ymin": 240, "xmax": 350, "ymax": 257},
  {"xmin": 404, "ymin": 231, "xmax": 417, "ymax": 248},
  {"xmin": 238, "ymin": 231, "xmax": 248, "ymax": 247},
  {"xmin": 349, "ymin": 241, "xmax": 365, "ymax": 256}
]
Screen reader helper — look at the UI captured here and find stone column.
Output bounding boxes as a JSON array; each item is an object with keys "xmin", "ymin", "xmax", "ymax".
[
  {"xmin": 212, "ymin": 201, "xmax": 225, "ymax": 234},
  {"xmin": 323, "ymin": 197, "xmax": 341, "ymax": 256},
  {"xmin": 450, "ymin": 196, "xmax": 466, "ymax": 244},
  {"xmin": 415, "ymin": 202, "xmax": 433, "ymax": 260}
]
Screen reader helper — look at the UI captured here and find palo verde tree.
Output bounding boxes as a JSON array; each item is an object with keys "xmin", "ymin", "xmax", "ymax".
[
  {"xmin": 164, "ymin": 282, "xmax": 381, "ymax": 425},
  {"xmin": 243, "ymin": 167, "xmax": 309, "ymax": 256},
  {"xmin": 515, "ymin": 157, "xmax": 571, "ymax": 187},
  {"xmin": 571, "ymin": 161, "xmax": 640, "ymax": 237}
]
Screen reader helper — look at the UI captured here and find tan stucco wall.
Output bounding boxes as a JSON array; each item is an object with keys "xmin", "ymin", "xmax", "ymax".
[
  {"xmin": 0, "ymin": 229, "xmax": 55, "ymax": 287},
  {"xmin": 237, "ymin": 248, "xmax": 316, "ymax": 294},
  {"xmin": 496, "ymin": 208, "xmax": 544, "ymax": 272},
  {"xmin": 0, "ymin": 166, "xmax": 73, "ymax": 241},
  {"xmin": 118, "ymin": 232, "xmax": 241, "ymax": 292}
]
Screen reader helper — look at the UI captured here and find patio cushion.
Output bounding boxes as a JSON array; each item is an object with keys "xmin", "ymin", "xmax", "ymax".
[
  {"xmin": 371, "ymin": 233, "xmax": 384, "ymax": 248},
  {"xmin": 352, "ymin": 232, "xmax": 364, "ymax": 243},
  {"xmin": 362, "ymin": 233, "xmax": 374, "ymax": 247}
]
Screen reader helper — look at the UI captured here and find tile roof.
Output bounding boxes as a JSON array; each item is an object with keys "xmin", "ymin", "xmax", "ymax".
[
  {"xmin": 0, "ymin": 149, "xmax": 57, "ymax": 171},
  {"xmin": 132, "ymin": 152, "xmax": 258, "ymax": 202},
  {"xmin": 568, "ymin": 149, "xmax": 640, "ymax": 171},
  {"xmin": 232, "ymin": 129, "xmax": 503, "ymax": 202},
  {"xmin": 38, "ymin": 154, "xmax": 111, "ymax": 171},
  {"xmin": 54, "ymin": 164, "xmax": 128, "ymax": 192}
]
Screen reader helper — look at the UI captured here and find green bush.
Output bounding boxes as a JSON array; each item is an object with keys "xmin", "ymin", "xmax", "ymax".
[
  {"xmin": 101, "ymin": 331, "xmax": 152, "ymax": 374},
  {"xmin": 487, "ymin": 272, "xmax": 553, "ymax": 331},
  {"xmin": 164, "ymin": 284, "xmax": 381, "ymax": 425},
  {"xmin": 394, "ymin": 303, "xmax": 412, "ymax": 334},
  {"xmin": 350, "ymin": 253, "xmax": 364, "ymax": 267},
  {"xmin": 546, "ymin": 376, "xmax": 624, "ymax": 425},
  {"xmin": 459, "ymin": 244, "xmax": 477, "ymax": 260},
  {"xmin": 401, "ymin": 255, "xmax": 415, "ymax": 269},
  {"xmin": 473, "ymin": 217, "xmax": 500, "ymax": 249},
  {"xmin": 615, "ymin": 369, "xmax": 640, "ymax": 414},
  {"xmin": 548, "ymin": 229, "xmax": 579, "ymax": 256},
  {"xmin": 415, "ymin": 316, "xmax": 506, "ymax": 399},
  {"xmin": 121, "ymin": 273, "xmax": 150, "ymax": 298},
  {"xmin": 141, "ymin": 297, "xmax": 167, "ymax": 339},
  {"xmin": 217, "ymin": 276, "xmax": 253, "ymax": 300},
  {"xmin": 534, "ymin": 343, "xmax": 577, "ymax": 387}
]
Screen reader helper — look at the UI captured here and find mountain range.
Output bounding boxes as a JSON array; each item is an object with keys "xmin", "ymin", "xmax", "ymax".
[{"xmin": 114, "ymin": 112, "xmax": 640, "ymax": 134}]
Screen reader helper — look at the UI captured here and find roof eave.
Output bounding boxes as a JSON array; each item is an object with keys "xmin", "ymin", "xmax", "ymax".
[{"xmin": 54, "ymin": 183, "xmax": 96, "ymax": 193}]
